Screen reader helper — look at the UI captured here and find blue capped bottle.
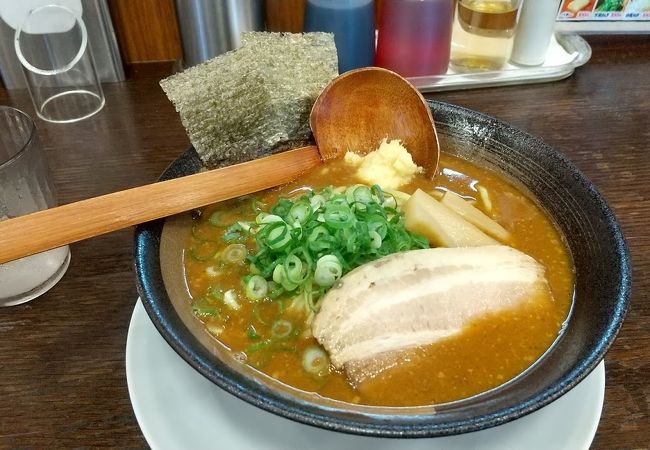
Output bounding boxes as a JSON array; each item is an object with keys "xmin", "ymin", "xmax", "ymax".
[{"xmin": 304, "ymin": 0, "xmax": 376, "ymax": 73}]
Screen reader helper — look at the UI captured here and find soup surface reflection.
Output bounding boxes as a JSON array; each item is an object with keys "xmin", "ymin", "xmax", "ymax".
[{"xmin": 183, "ymin": 153, "xmax": 574, "ymax": 406}]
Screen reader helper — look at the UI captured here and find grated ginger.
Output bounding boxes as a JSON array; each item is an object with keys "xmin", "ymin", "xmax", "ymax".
[{"xmin": 344, "ymin": 139, "xmax": 422, "ymax": 190}]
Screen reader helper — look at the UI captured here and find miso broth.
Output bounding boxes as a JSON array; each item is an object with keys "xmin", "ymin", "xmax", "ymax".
[{"xmin": 183, "ymin": 153, "xmax": 574, "ymax": 406}]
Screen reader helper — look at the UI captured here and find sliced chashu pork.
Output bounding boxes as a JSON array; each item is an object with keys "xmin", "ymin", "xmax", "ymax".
[{"xmin": 312, "ymin": 245, "xmax": 554, "ymax": 384}]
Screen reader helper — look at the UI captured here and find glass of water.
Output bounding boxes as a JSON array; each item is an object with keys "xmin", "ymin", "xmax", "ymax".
[{"xmin": 0, "ymin": 106, "xmax": 70, "ymax": 306}]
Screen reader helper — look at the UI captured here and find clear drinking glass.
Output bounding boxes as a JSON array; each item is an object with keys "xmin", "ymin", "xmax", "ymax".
[
  {"xmin": 450, "ymin": 0, "xmax": 524, "ymax": 72},
  {"xmin": 14, "ymin": 4, "xmax": 105, "ymax": 123},
  {"xmin": 0, "ymin": 107, "xmax": 70, "ymax": 306}
]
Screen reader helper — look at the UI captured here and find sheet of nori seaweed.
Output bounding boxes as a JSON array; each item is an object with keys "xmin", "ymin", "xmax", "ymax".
[{"xmin": 160, "ymin": 32, "xmax": 338, "ymax": 168}]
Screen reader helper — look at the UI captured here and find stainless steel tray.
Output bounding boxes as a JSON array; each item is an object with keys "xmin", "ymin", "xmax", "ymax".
[{"xmin": 407, "ymin": 33, "xmax": 592, "ymax": 93}]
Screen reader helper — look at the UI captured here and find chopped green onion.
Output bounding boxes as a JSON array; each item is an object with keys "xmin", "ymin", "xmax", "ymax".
[
  {"xmin": 283, "ymin": 254, "xmax": 307, "ymax": 284},
  {"xmin": 346, "ymin": 185, "xmax": 372, "ymax": 205},
  {"xmin": 223, "ymin": 243, "xmax": 247, "ymax": 263},
  {"xmin": 205, "ymin": 266, "xmax": 219, "ymax": 277},
  {"xmin": 369, "ymin": 230, "xmax": 382, "ymax": 249},
  {"xmin": 277, "ymin": 298, "xmax": 286, "ymax": 314},
  {"xmin": 288, "ymin": 200, "xmax": 312, "ymax": 225},
  {"xmin": 259, "ymin": 214, "xmax": 284, "ymax": 224},
  {"xmin": 245, "ymin": 275, "xmax": 268, "ymax": 301},
  {"xmin": 371, "ymin": 184, "xmax": 385, "ymax": 203},
  {"xmin": 188, "ymin": 241, "xmax": 219, "ymax": 261},
  {"xmin": 314, "ymin": 255, "xmax": 342, "ymax": 288},
  {"xmin": 251, "ymin": 199, "xmax": 266, "ymax": 213},
  {"xmin": 302, "ymin": 346, "xmax": 329, "ymax": 376},
  {"xmin": 192, "ymin": 305, "xmax": 221, "ymax": 317},
  {"xmin": 260, "ymin": 221, "xmax": 292, "ymax": 251},
  {"xmin": 307, "ymin": 225, "xmax": 329, "ymax": 243},
  {"xmin": 309, "ymin": 194, "xmax": 326, "ymax": 211},
  {"xmin": 252, "ymin": 303, "xmax": 268, "ymax": 325},
  {"xmin": 237, "ymin": 221, "xmax": 252, "ymax": 232},
  {"xmin": 246, "ymin": 324, "xmax": 261, "ymax": 341},
  {"xmin": 271, "ymin": 319, "xmax": 293, "ymax": 339},
  {"xmin": 191, "ymin": 223, "xmax": 221, "ymax": 242},
  {"xmin": 209, "ymin": 211, "xmax": 227, "ymax": 227},
  {"xmin": 323, "ymin": 204, "xmax": 354, "ymax": 229},
  {"xmin": 247, "ymin": 338, "xmax": 273, "ymax": 353},
  {"xmin": 222, "ymin": 232, "xmax": 241, "ymax": 243},
  {"xmin": 222, "ymin": 223, "xmax": 245, "ymax": 242},
  {"xmin": 368, "ymin": 218, "xmax": 388, "ymax": 239},
  {"xmin": 207, "ymin": 324, "xmax": 224, "ymax": 336},
  {"xmin": 223, "ymin": 289, "xmax": 240, "ymax": 310},
  {"xmin": 271, "ymin": 198, "xmax": 293, "ymax": 217},
  {"xmin": 241, "ymin": 184, "xmax": 428, "ymax": 313},
  {"xmin": 273, "ymin": 264, "xmax": 298, "ymax": 291},
  {"xmin": 249, "ymin": 262, "xmax": 261, "ymax": 275},
  {"xmin": 207, "ymin": 286, "xmax": 223, "ymax": 300},
  {"xmin": 267, "ymin": 281, "xmax": 284, "ymax": 299}
]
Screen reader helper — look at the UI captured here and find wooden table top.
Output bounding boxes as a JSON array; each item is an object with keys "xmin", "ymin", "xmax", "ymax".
[{"xmin": 0, "ymin": 35, "xmax": 648, "ymax": 449}]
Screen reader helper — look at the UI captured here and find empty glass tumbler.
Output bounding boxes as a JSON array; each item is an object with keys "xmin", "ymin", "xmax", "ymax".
[
  {"xmin": 14, "ymin": 4, "xmax": 105, "ymax": 123},
  {"xmin": 0, "ymin": 107, "xmax": 70, "ymax": 306}
]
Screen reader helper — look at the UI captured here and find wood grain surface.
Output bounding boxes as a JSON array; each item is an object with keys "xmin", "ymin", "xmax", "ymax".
[
  {"xmin": 108, "ymin": 0, "xmax": 182, "ymax": 64},
  {"xmin": 0, "ymin": 35, "xmax": 648, "ymax": 449},
  {"xmin": 265, "ymin": 0, "xmax": 306, "ymax": 32}
]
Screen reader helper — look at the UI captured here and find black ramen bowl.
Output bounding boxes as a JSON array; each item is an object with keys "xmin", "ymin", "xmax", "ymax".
[{"xmin": 134, "ymin": 101, "xmax": 631, "ymax": 437}]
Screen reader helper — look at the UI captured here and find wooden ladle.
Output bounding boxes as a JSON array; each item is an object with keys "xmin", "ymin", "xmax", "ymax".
[
  {"xmin": 312, "ymin": 67, "xmax": 439, "ymax": 178},
  {"xmin": 0, "ymin": 67, "xmax": 438, "ymax": 264}
]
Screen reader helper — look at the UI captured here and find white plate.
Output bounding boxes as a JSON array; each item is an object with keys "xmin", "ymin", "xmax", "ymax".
[{"xmin": 126, "ymin": 300, "xmax": 605, "ymax": 450}]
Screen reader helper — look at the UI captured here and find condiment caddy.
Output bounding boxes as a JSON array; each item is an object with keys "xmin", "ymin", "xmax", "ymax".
[{"xmin": 407, "ymin": 33, "xmax": 591, "ymax": 93}]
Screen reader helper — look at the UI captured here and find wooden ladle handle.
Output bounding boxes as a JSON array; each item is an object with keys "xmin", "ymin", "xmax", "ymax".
[{"xmin": 0, "ymin": 146, "xmax": 322, "ymax": 264}]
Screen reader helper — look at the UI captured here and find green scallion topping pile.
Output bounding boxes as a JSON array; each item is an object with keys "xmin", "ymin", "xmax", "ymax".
[
  {"xmin": 187, "ymin": 183, "xmax": 430, "ymax": 370},
  {"xmin": 239, "ymin": 184, "xmax": 429, "ymax": 316}
]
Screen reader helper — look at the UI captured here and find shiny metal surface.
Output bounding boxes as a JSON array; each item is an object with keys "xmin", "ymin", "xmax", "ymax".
[
  {"xmin": 0, "ymin": 0, "xmax": 124, "ymax": 89},
  {"xmin": 174, "ymin": 0, "xmax": 264, "ymax": 67}
]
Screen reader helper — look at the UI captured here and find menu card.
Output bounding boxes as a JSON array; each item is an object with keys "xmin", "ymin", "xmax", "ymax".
[{"xmin": 556, "ymin": 0, "xmax": 650, "ymax": 32}]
